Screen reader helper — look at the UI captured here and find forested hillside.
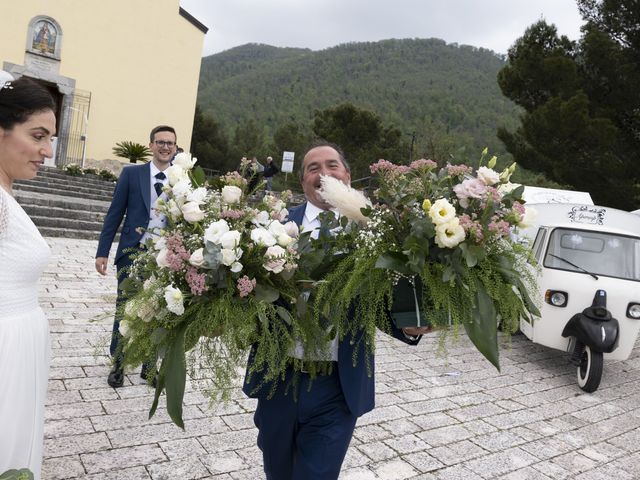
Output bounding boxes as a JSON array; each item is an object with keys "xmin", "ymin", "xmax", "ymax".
[{"xmin": 196, "ymin": 39, "xmax": 521, "ymax": 158}]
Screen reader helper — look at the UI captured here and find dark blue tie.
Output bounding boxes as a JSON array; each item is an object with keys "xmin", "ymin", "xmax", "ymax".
[{"xmin": 154, "ymin": 172, "xmax": 166, "ymax": 197}]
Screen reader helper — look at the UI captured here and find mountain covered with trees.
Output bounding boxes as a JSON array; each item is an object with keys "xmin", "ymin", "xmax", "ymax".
[{"xmin": 195, "ymin": 39, "xmax": 523, "ymax": 175}]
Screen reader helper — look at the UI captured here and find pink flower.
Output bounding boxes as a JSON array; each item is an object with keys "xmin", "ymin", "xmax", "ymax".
[
  {"xmin": 459, "ymin": 214, "xmax": 484, "ymax": 243},
  {"xmin": 221, "ymin": 209, "xmax": 244, "ymax": 219},
  {"xmin": 488, "ymin": 217, "xmax": 511, "ymax": 238},
  {"xmin": 409, "ymin": 159, "xmax": 437, "ymax": 170},
  {"xmin": 165, "ymin": 232, "xmax": 190, "ymax": 271},
  {"xmin": 237, "ymin": 276, "xmax": 256, "ymax": 297},
  {"xmin": 186, "ymin": 267, "xmax": 207, "ymax": 295},
  {"xmin": 453, "ymin": 178, "xmax": 487, "ymax": 208},
  {"xmin": 446, "ymin": 164, "xmax": 473, "ymax": 176},
  {"xmin": 370, "ymin": 159, "xmax": 397, "ymax": 174}
]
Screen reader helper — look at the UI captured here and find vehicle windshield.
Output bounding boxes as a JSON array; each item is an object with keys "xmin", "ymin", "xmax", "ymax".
[{"xmin": 544, "ymin": 228, "xmax": 640, "ymax": 282}]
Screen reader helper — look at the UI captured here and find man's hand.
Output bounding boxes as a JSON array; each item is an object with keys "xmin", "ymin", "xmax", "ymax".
[
  {"xmin": 95, "ymin": 257, "xmax": 108, "ymax": 276},
  {"xmin": 402, "ymin": 326, "xmax": 432, "ymax": 337}
]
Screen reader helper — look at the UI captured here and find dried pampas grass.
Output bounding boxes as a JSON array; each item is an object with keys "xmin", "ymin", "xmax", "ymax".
[{"xmin": 319, "ymin": 175, "xmax": 372, "ymax": 225}]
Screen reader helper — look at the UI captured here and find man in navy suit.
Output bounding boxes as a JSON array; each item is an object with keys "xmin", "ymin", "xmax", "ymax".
[
  {"xmin": 243, "ymin": 142, "xmax": 431, "ymax": 479},
  {"xmin": 95, "ymin": 125, "xmax": 177, "ymax": 387}
]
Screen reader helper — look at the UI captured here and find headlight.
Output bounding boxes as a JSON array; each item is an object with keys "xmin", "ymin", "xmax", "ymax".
[
  {"xmin": 545, "ymin": 290, "xmax": 568, "ymax": 307},
  {"xmin": 627, "ymin": 303, "xmax": 640, "ymax": 319}
]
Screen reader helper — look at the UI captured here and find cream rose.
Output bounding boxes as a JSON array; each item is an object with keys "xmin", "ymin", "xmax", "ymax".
[
  {"xmin": 181, "ymin": 202, "xmax": 205, "ymax": 223},
  {"xmin": 221, "ymin": 185, "xmax": 242, "ymax": 204},
  {"xmin": 189, "ymin": 248, "xmax": 205, "ymax": 267},
  {"xmin": 263, "ymin": 245, "xmax": 287, "ymax": 274},
  {"xmin": 477, "ymin": 166, "xmax": 500, "ymax": 186}
]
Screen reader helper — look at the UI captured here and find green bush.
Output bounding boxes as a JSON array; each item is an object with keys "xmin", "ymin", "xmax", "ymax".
[
  {"xmin": 62, "ymin": 164, "xmax": 83, "ymax": 176},
  {"xmin": 98, "ymin": 169, "xmax": 118, "ymax": 182}
]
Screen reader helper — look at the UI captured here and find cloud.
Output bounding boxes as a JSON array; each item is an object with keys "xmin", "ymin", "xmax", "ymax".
[{"xmin": 180, "ymin": 0, "xmax": 583, "ymax": 56}]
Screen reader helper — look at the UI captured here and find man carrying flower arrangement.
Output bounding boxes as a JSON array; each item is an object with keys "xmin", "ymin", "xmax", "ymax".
[{"xmin": 243, "ymin": 142, "xmax": 432, "ymax": 480}]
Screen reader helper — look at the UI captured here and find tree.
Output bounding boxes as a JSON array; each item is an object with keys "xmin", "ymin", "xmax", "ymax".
[
  {"xmin": 190, "ymin": 106, "xmax": 231, "ymax": 173},
  {"xmin": 497, "ymin": 4, "xmax": 640, "ymax": 209},
  {"xmin": 271, "ymin": 122, "xmax": 310, "ymax": 163},
  {"xmin": 311, "ymin": 102, "xmax": 406, "ymax": 178},
  {"xmin": 112, "ymin": 141, "xmax": 150, "ymax": 164}
]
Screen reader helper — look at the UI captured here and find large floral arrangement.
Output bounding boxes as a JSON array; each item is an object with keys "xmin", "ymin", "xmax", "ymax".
[
  {"xmin": 313, "ymin": 149, "xmax": 540, "ymax": 369},
  {"xmin": 119, "ymin": 153, "xmax": 315, "ymax": 427}
]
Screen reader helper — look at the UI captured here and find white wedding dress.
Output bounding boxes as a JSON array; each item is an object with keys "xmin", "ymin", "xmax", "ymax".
[{"xmin": 0, "ymin": 186, "xmax": 51, "ymax": 479}]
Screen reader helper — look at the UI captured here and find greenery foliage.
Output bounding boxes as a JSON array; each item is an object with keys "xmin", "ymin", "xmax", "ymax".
[
  {"xmin": 195, "ymin": 39, "xmax": 521, "ymax": 164},
  {"xmin": 497, "ymin": 0, "xmax": 640, "ymax": 209},
  {"xmin": 112, "ymin": 140, "xmax": 151, "ymax": 164}
]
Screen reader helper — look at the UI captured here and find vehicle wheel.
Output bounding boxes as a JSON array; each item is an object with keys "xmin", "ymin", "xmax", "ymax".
[{"xmin": 577, "ymin": 346, "xmax": 603, "ymax": 393}]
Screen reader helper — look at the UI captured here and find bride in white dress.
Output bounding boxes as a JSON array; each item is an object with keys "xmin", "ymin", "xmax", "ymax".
[{"xmin": 0, "ymin": 73, "xmax": 57, "ymax": 479}]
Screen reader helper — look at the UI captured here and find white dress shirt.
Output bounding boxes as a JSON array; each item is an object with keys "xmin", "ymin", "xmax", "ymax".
[{"xmin": 140, "ymin": 163, "xmax": 168, "ymax": 245}]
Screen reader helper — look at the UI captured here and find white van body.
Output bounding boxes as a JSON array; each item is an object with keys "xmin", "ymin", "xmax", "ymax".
[{"xmin": 519, "ymin": 204, "xmax": 640, "ymax": 361}]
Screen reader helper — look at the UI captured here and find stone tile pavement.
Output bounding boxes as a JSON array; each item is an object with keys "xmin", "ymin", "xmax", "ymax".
[{"xmin": 39, "ymin": 237, "xmax": 640, "ymax": 479}]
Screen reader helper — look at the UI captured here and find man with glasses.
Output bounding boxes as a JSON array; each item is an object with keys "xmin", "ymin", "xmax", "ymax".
[{"xmin": 95, "ymin": 125, "xmax": 177, "ymax": 387}]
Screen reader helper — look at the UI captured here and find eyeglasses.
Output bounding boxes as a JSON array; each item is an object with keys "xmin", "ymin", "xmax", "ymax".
[{"xmin": 154, "ymin": 140, "xmax": 176, "ymax": 148}]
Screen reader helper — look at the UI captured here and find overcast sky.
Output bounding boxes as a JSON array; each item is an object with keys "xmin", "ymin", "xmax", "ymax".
[{"xmin": 179, "ymin": 0, "xmax": 585, "ymax": 57}]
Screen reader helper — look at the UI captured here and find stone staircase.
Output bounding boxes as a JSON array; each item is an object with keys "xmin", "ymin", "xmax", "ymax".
[{"xmin": 14, "ymin": 166, "xmax": 116, "ymax": 240}]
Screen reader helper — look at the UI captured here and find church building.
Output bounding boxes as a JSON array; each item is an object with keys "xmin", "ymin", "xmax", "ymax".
[{"xmin": 0, "ymin": 1, "xmax": 207, "ymax": 167}]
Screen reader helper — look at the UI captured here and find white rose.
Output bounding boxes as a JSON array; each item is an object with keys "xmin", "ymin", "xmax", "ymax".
[
  {"xmin": 252, "ymin": 210, "xmax": 271, "ymax": 226},
  {"xmin": 156, "ymin": 248, "xmax": 170, "ymax": 268},
  {"xmin": 166, "ymin": 164, "xmax": 188, "ymax": 186},
  {"xmin": 519, "ymin": 206, "xmax": 538, "ymax": 229},
  {"xmin": 221, "ymin": 248, "xmax": 237, "ymax": 266},
  {"xmin": 173, "ymin": 152, "xmax": 197, "ymax": 169},
  {"xmin": 498, "ymin": 182, "xmax": 520, "ymax": 194},
  {"xmin": 164, "ymin": 285, "xmax": 185, "ymax": 315},
  {"xmin": 263, "ymin": 245, "xmax": 287, "ymax": 274},
  {"xmin": 187, "ymin": 187, "xmax": 208, "ymax": 204},
  {"xmin": 268, "ymin": 220, "xmax": 287, "ymax": 238},
  {"xmin": 429, "ymin": 198, "xmax": 457, "ymax": 225},
  {"xmin": 435, "ymin": 218, "xmax": 466, "ymax": 249},
  {"xmin": 181, "ymin": 202, "xmax": 205, "ymax": 223},
  {"xmin": 277, "ymin": 234, "xmax": 295, "ymax": 247},
  {"xmin": 171, "ymin": 179, "xmax": 192, "ymax": 202},
  {"xmin": 250, "ymin": 227, "xmax": 277, "ymax": 246},
  {"xmin": 189, "ymin": 248, "xmax": 205, "ymax": 267},
  {"xmin": 154, "ymin": 237, "xmax": 167, "ymax": 250},
  {"xmin": 119, "ymin": 318, "xmax": 131, "ymax": 336},
  {"xmin": 230, "ymin": 262, "xmax": 243, "ymax": 273},
  {"xmin": 166, "ymin": 199, "xmax": 182, "ymax": 221},
  {"xmin": 477, "ymin": 166, "xmax": 500, "ymax": 186},
  {"xmin": 204, "ymin": 219, "xmax": 230, "ymax": 244},
  {"xmin": 220, "ymin": 230, "xmax": 242, "ymax": 249},
  {"xmin": 283, "ymin": 221, "xmax": 300, "ymax": 238},
  {"xmin": 221, "ymin": 185, "xmax": 243, "ymax": 204},
  {"xmin": 274, "ymin": 208, "xmax": 288, "ymax": 222}
]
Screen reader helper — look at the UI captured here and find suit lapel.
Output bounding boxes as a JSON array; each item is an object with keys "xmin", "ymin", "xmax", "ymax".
[
  {"xmin": 139, "ymin": 163, "xmax": 151, "ymax": 214},
  {"xmin": 288, "ymin": 202, "xmax": 306, "ymax": 227}
]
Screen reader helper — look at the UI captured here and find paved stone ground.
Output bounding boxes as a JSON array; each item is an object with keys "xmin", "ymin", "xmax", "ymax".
[{"xmin": 39, "ymin": 237, "xmax": 640, "ymax": 480}]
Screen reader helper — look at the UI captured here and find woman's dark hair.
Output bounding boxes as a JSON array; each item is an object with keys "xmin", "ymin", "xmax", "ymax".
[{"xmin": 0, "ymin": 76, "xmax": 57, "ymax": 130}]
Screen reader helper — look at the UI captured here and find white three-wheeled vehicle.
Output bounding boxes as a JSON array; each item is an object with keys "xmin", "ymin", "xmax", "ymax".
[{"xmin": 519, "ymin": 203, "xmax": 640, "ymax": 392}]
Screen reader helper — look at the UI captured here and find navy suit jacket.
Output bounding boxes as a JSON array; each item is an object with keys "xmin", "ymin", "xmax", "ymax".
[
  {"xmin": 96, "ymin": 163, "xmax": 153, "ymax": 266},
  {"xmin": 243, "ymin": 202, "xmax": 420, "ymax": 417}
]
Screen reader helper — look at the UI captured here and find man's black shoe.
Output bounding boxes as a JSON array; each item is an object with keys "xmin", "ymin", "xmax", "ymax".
[
  {"xmin": 140, "ymin": 363, "xmax": 158, "ymax": 388},
  {"xmin": 107, "ymin": 364, "xmax": 124, "ymax": 388}
]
